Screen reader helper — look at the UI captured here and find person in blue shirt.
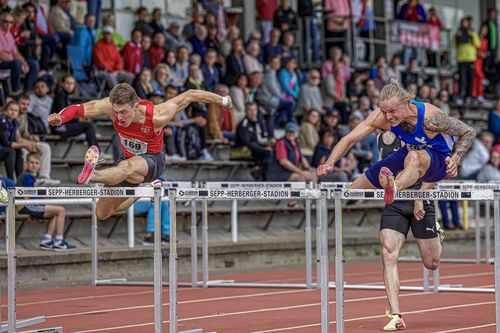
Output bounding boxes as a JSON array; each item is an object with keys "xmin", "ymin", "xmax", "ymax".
[
  {"xmin": 318, "ymin": 79, "xmax": 476, "ymax": 204},
  {"xmin": 73, "ymin": 13, "xmax": 97, "ymax": 68},
  {"xmin": 17, "ymin": 152, "xmax": 75, "ymax": 251}
]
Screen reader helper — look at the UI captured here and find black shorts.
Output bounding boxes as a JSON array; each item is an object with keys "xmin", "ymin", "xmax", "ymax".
[
  {"xmin": 19, "ymin": 205, "xmax": 45, "ymax": 219},
  {"xmin": 380, "ymin": 200, "xmax": 438, "ymax": 239},
  {"xmin": 116, "ymin": 152, "xmax": 166, "ymax": 186}
]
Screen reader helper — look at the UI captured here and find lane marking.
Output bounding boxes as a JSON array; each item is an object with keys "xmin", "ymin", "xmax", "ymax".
[{"xmin": 432, "ymin": 323, "xmax": 496, "ymax": 333}]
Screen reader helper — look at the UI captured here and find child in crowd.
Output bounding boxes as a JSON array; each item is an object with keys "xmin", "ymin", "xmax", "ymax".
[{"xmin": 17, "ymin": 152, "xmax": 76, "ymax": 251}]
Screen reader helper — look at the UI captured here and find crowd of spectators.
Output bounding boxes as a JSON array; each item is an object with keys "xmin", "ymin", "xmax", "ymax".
[{"xmin": 0, "ymin": 1, "xmax": 500, "ymax": 240}]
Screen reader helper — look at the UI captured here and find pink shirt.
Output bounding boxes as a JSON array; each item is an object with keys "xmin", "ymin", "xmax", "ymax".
[{"xmin": 0, "ymin": 29, "xmax": 17, "ymax": 61}]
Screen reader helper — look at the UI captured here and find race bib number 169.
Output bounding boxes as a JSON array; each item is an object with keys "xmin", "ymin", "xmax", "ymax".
[{"xmin": 120, "ymin": 136, "xmax": 148, "ymax": 155}]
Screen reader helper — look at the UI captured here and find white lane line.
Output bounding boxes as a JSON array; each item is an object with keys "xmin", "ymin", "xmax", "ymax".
[
  {"xmin": 251, "ymin": 301, "xmax": 495, "ymax": 333},
  {"xmin": 432, "ymin": 323, "xmax": 496, "ymax": 333}
]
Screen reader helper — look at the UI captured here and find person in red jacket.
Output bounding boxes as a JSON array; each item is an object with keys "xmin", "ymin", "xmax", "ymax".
[
  {"xmin": 256, "ymin": 0, "xmax": 277, "ymax": 44},
  {"xmin": 92, "ymin": 25, "xmax": 134, "ymax": 89},
  {"xmin": 472, "ymin": 24, "xmax": 489, "ymax": 105},
  {"xmin": 149, "ymin": 30, "xmax": 165, "ymax": 68},
  {"xmin": 122, "ymin": 28, "xmax": 143, "ymax": 75}
]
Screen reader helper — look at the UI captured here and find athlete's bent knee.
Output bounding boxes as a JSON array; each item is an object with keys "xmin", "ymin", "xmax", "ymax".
[
  {"xmin": 423, "ymin": 257, "xmax": 440, "ymax": 270},
  {"xmin": 96, "ymin": 206, "xmax": 112, "ymax": 221}
]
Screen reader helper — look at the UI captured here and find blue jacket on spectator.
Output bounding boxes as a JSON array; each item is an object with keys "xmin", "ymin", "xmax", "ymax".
[
  {"xmin": 0, "ymin": 115, "xmax": 18, "ymax": 149},
  {"xmin": 263, "ymin": 43, "xmax": 284, "ymax": 62},
  {"xmin": 201, "ymin": 63, "xmax": 220, "ymax": 92},
  {"xmin": 189, "ymin": 35, "xmax": 207, "ymax": 58},
  {"xmin": 225, "ymin": 53, "xmax": 246, "ymax": 86},
  {"xmin": 489, "ymin": 110, "xmax": 500, "ymax": 138},
  {"xmin": 73, "ymin": 25, "xmax": 96, "ymax": 67},
  {"xmin": 278, "ymin": 68, "xmax": 299, "ymax": 100}
]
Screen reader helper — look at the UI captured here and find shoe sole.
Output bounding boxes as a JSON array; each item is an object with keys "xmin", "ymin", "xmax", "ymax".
[
  {"xmin": 78, "ymin": 145, "xmax": 100, "ymax": 185},
  {"xmin": 39, "ymin": 246, "xmax": 53, "ymax": 251},
  {"xmin": 379, "ymin": 167, "xmax": 395, "ymax": 205},
  {"xmin": 0, "ymin": 188, "xmax": 7, "ymax": 204},
  {"xmin": 53, "ymin": 247, "xmax": 76, "ymax": 252}
]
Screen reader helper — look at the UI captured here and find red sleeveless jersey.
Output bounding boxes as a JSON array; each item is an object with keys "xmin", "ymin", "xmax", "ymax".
[{"xmin": 113, "ymin": 99, "xmax": 164, "ymax": 158}]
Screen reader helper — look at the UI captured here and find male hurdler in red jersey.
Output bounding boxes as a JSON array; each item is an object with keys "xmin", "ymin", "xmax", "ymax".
[{"xmin": 48, "ymin": 83, "xmax": 232, "ymax": 220}]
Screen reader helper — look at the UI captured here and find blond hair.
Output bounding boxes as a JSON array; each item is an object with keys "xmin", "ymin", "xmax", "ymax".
[
  {"xmin": 379, "ymin": 78, "xmax": 415, "ymax": 104},
  {"xmin": 109, "ymin": 83, "xmax": 138, "ymax": 107}
]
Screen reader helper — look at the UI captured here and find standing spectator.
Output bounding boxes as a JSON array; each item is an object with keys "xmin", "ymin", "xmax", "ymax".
[
  {"xmin": 122, "ymin": 28, "xmax": 143, "ymax": 75},
  {"xmin": 230, "ymin": 74, "xmax": 249, "ymax": 124},
  {"xmin": 299, "ymin": 109, "xmax": 320, "ymax": 160},
  {"xmin": 482, "ymin": 8, "xmax": 498, "ymax": 80},
  {"xmin": 225, "ymin": 38, "xmax": 246, "ymax": 86},
  {"xmin": 134, "ymin": 6, "xmax": 153, "ymax": 37},
  {"xmin": 49, "ymin": 75, "xmax": 99, "ymax": 148},
  {"xmin": 244, "ymin": 42, "xmax": 263, "ymax": 74},
  {"xmin": 149, "ymin": 31, "xmax": 166, "ymax": 69},
  {"xmin": 134, "ymin": 188, "xmax": 170, "ymax": 245},
  {"xmin": 461, "ymin": 131, "xmax": 494, "ymax": 179},
  {"xmin": 454, "ymin": 16, "xmax": 480, "ymax": 105},
  {"xmin": 298, "ymin": 69, "xmax": 323, "ymax": 117},
  {"xmin": 96, "ymin": 14, "xmax": 126, "ymax": 49},
  {"xmin": 87, "ymin": 0, "xmax": 102, "ymax": 28},
  {"xmin": 132, "ymin": 68, "xmax": 153, "ymax": 99},
  {"xmin": 298, "ymin": 0, "xmax": 319, "ymax": 63},
  {"xmin": 17, "ymin": 152, "xmax": 75, "ymax": 250},
  {"xmin": 312, "ymin": 128, "xmax": 350, "ymax": 182},
  {"xmin": 426, "ymin": 7, "xmax": 443, "ymax": 67},
  {"xmin": 386, "ymin": 55, "xmax": 402, "ymax": 81},
  {"xmin": 17, "ymin": 94, "xmax": 58, "ymax": 185},
  {"xmin": 73, "ymin": 13, "xmax": 96, "ymax": 68},
  {"xmin": 48, "ymin": 0, "xmax": 75, "ymax": 47},
  {"xmin": 30, "ymin": 0, "xmax": 60, "ymax": 63},
  {"xmin": 477, "ymin": 146, "xmax": 500, "ymax": 182},
  {"xmin": 266, "ymin": 122, "xmax": 317, "ymax": 184},
  {"xmin": 207, "ymin": 84, "xmax": 236, "ymax": 143},
  {"xmin": 0, "ymin": 101, "xmax": 32, "ymax": 179},
  {"xmin": 141, "ymin": 34, "xmax": 152, "ymax": 69},
  {"xmin": 256, "ymin": 0, "xmax": 277, "ymax": 43},
  {"xmin": 201, "ymin": 48, "xmax": 220, "ymax": 92},
  {"xmin": 0, "ymin": 12, "xmax": 39, "ymax": 93},
  {"xmin": 472, "ymin": 24, "xmax": 488, "ymax": 105},
  {"xmin": 151, "ymin": 63, "xmax": 170, "ymax": 93},
  {"xmin": 273, "ymin": 0, "xmax": 298, "ymax": 33},
  {"xmin": 92, "ymin": 26, "xmax": 134, "ymax": 88},
  {"xmin": 396, "ymin": 0, "xmax": 427, "ymax": 23},
  {"xmin": 262, "ymin": 28, "xmax": 283, "ymax": 62},
  {"xmin": 188, "ymin": 24, "xmax": 207, "ymax": 57},
  {"xmin": 15, "ymin": 5, "xmax": 42, "ymax": 66}
]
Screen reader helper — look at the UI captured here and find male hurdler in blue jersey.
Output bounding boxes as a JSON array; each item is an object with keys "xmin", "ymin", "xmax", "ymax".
[{"xmin": 318, "ymin": 79, "xmax": 477, "ymax": 204}]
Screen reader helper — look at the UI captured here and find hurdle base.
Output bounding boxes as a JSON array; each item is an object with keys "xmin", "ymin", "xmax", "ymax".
[
  {"xmin": 18, "ymin": 328, "xmax": 63, "ymax": 333},
  {"xmin": 399, "ymin": 256, "xmax": 491, "ymax": 264},
  {"xmin": 336, "ymin": 283, "xmax": 494, "ymax": 293},
  {"xmin": 0, "ymin": 316, "xmax": 46, "ymax": 332}
]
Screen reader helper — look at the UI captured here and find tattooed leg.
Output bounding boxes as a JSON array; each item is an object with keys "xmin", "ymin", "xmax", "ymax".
[{"xmin": 395, "ymin": 150, "xmax": 431, "ymax": 191}]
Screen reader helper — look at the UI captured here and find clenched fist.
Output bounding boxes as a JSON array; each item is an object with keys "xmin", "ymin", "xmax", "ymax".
[{"xmin": 48, "ymin": 113, "xmax": 63, "ymax": 127}]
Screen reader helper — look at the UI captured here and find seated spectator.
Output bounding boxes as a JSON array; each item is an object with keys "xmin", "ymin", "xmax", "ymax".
[
  {"xmin": 220, "ymin": 25, "xmax": 240, "ymax": 58},
  {"xmin": 416, "ymin": 84, "xmax": 431, "ymax": 102},
  {"xmin": 349, "ymin": 112, "xmax": 377, "ymax": 171},
  {"xmin": 160, "ymin": 85, "xmax": 185, "ymax": 160},
  {"xmin": 230, "ymin": 73, "xmax": 250, "ymax": 125},
  {"xmin": 164, "ymin": 21, "xmax": 185, "ymax": 53},
  {"xmin": 247, "ymin": 71, "xmax": 273, "ymax": 139},
  {"xmin": 149, "ymin": 7, "xmax": 167, "ymax": 36},
  {"xmin": 0, "ymin": 101, "xmax": 34, "ymax": 179},
  {"xmin": 387, "ymin": 54, "xmax": 401, "ymax": 81},
  {"xmin": 402, "ymin": 57, "xmax": 421, "ymax": 87},
  {"xmin": 490, "ymin": 99, "xmax": 500, "ymax": 143},
  {"xmin": 141, "ymin": 34, "xmax": 152, "ymax": 69},
  {"xmin": 278, "ymin": 57, "xmax": 299, "ymax": 102},
  {"xmin": 435, "ymin": 89, "xmax": 450, "ymax": 115},
  {"xmin": 132, "ymin": 68, "xmax": 153, "ymax": 99},
  {"xmin": 281, "ymin": 32, "xmax": 296, "ymax": 59},
  {"xmin": 299, "ymin": 109, "xmax": 320, "ymax": 160},
  {"xmin": 13, "ymin": 6, "xmax": 40, "ymax": 64},
  {"xmin": 346, "ymin": 70, "xmax": 369, "ymax": 103},
  {"xmin": 172, "ymin": 45, "xmax": 189, "ymax": 87},
  {"xmin": 263, "ymin": 28, "xmax": 283, "ymax": 62},
  {"xmin": 49, "ymin": 75, "xmax": 99, "ymax": 148},
  {"xmin": 323, "ymin": 62, "xmax": 348, "ymax": 123},
  {"xmin": 93, "ymin": 25, "xmax": 134, "ymax": 88},
  {"xmin": 370, "ymin": 56, "xmax": 386, "ymax": 79},
  {"xmin": 182, "ymin": 7, "xmax": 204, "ymax": 40},
  {"xmin": 356, "ymin": 95, "xmax": 372, "ymax": 119},
  {"xmin": 225, "ymin": 38, "xmax": 246, "ymax": 86},
  {"xmin": 461, "ymin": 131, "xmax": 494, "ymax": 179},
  {"xmin": 149, "ymin": 30, "xmax": 166, "ymax": 69},
  {"xmin": 188, "ymin": 23, "xmax": 207, "ymax": 57},
  {"xmin": 244, "ymin": 42, "xmax": 263, "ymax": 74},
  {"xmin": 266, "ymin": 122, "xmax": 317, "ymax": 184},
  {"xmin": 321, "ymin": 47, "xmax": 342, "ymax": 79},
  {"xmin": 233, "ymin": 102, "xmax": 273, "ymax": 178},
  {"xmin": 205, "ymin": 23, "xmax": 220, "ymax": 54},
  {"xmin": 321, "ymin": 108, "xmax": 341, "ymax": 132},
  {"xmin": 0, "ymin": 11, "xmax": 39, "ymax": 92},
  {"xmin": 312, "ymin": 128, "xmax": 349, "ymax": 182},
  {"xmin": 477, "ymin": 145, "xmax": 500, "ymax": 182},
  {"xmin": 201, "ymin": 48, "xmax": 220, "ymax": 92},
  {"xmin": 47, "ymin": 0, "xmax": 74, "ymax": 58},
  {"xmin": 122, "ymin": 28, "xmax": 143, "ymax": 75},
  {"xmin": 18, "ymin": 152, "xmax": 75, "ymax": 250},
  {"xmin": 373, "ymin": 65, "xmax": 387, "ymax": 91},
  {"xmin": 207, "ymin": 84, "xmax": 236, "ymax": 144},
  {"xmin": 30, "ymin": 0, "xmax": 60, "ymax": 67},
  {"xmin": 17, "ymin": 94, "xmax": 59, "ymax": 185},
  {"xmin": 0, "ymin": 0, "xmax": 10, "ymax": 15},
  {"xmin": 73, "ymin": 13, "xmax": 96, "ymax": 68},
  {"xmin": 96, "ymin": 14, "xmax": 126, "ymax": 49},
  {"xmin": 298, "ymin": 69, "xmax": 323, "ymax": 117},
  {"xmin": 134, "ymin": 6, "xmax": 153, "ymax": 37},
  {"xmin": 29, "ymin": 79, "xmax": 52, "ymax": 132},
  {"xmin": 273, "ymin": 0, "xmax": 298, "ymax": 33}
]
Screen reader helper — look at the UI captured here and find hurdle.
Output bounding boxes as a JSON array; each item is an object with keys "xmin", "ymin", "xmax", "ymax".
[
  {"xmin": 6, "ymin": 186, "xmax": 162, "ymax": 333},
  {"xmin": 325, "ymin": 188, "xmax": 498, "ymax": 333},
  {"xmin": 165, "ymin": 186, "xmax": 326, "ymax": 332}
]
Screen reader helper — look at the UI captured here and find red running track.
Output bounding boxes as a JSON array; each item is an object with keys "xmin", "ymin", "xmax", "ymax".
[{"xmin": 4, "ymin": 261, "xmax": 495, "ymax": 332}]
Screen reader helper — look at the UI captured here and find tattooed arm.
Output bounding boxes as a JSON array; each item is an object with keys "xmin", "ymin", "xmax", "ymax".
[{"xmin": 423, "ymin": 104, "xmax": 477, "ymax": 164}]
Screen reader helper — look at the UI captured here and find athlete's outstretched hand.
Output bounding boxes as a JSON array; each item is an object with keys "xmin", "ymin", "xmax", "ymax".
[
  {"xmin": 317, "ymin": 163, "xmax": 334, "ymax": 177},
  {"xmin": 413, "ymin": 200, "xmax": 425, "ymax": 221},
  {"xmin": 222, "ymin": 95, "xmax": 233, "ymax": 111},
  {"xmin": 445, "ymin": 156, "xmax": 458, "ymax": 178},
  {"xmin": 48, "ymin": 113, "xmax": 63, "ymax": 127}
]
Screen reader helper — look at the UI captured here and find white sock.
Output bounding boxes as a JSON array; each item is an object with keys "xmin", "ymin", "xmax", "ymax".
[
  {"xmin": 55, "ymin": 235, "xmax": 64, "ymax": 242},
  {"xmin": 44, "ymin": 234, "xmax": 52, "ymax": 241}
]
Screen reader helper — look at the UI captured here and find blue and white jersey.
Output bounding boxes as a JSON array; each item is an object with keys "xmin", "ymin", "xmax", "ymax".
[{"xmin": 390, "ymin": 100, "xmax": 455, "ymax": 155}]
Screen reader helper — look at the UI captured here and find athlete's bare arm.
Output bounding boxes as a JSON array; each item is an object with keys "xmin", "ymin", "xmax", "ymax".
[
  {"xmin": 423, "ymin": 104, "xmax": 477, "ymax": 165},
  {"xmin": 48, "ymin": 97, "xmax": 113, "ymax": 127},
  {"xmin": 317, "ymin": 109, "xmax": 390, "ymax": 176},
  {"xmin": 153, "ymin": 89, "xmax": 232, "ymax": 129}
]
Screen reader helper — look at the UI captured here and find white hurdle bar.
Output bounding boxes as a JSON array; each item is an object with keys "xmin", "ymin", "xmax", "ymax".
[
  {"xmin": 327, "ymin": 188, "xmax": 499, "ymax": 333},
  {"xmin": 6, "ymin": 186, "xmax": 164, "ymax": 333},
  {"xmin": 165, "ymin": 187, "xmax": 326, "ymax": 333}
]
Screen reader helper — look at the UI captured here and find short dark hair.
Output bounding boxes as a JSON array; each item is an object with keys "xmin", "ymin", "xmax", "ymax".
[
  {"xmin": 26, "ymin": 152, "xmax": 41, "ymax": 162},
  {"xmin": 109, "ymin": 83, "xmax": 138, "ymax": 107}
]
